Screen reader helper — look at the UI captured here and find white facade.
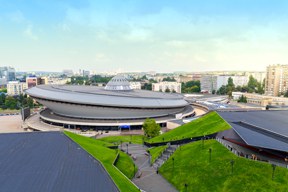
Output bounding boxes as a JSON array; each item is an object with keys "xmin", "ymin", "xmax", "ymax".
[
  {"xmin": 216, "ymin": 76, "xmax": 248, "ymax": 90},
  {"xmin": 200, "ymin": 75, "xmax": 217, "ymax": 93},
  {"xmin": 130, "ymin": 82, "xmax": 141, "ymax": 90},
  {"xmin": 201, "ymin": 75, "xmax": 248, "ymax": 93},
  {"xmin": 152, "ymin": 82, "xmax": 181, "ymax": 93},
  {"xmin": 7, "ymin": 81, "xmax": 28, "ymax": 95}
]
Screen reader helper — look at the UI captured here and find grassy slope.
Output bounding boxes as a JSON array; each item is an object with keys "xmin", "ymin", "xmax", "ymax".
[
  {"xmin": 148, "ymin": 111, "xmax": 231, "ymax": 143},
  {"xmin": 148, "ymin": 145, "xmax": 168, "ymax": 164},
  {"xmin": 64, "ymin": 131, "xmax": 139, "ymax": 192},
  {"xmin": 160, "ymin": 140, "xmax": 288, "ymax": 192},
  {"xmin": 99, "ymin": 135, "xmax": 145, "ymax": 144},
  {"xmin": 115, "ymin": 151, "xmax": 138, "ymax": 179}
]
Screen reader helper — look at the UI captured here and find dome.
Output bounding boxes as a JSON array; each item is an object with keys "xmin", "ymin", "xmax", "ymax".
[{"xmin": 105, "ymin": 74, "xmax": 132, "ymax": 91}]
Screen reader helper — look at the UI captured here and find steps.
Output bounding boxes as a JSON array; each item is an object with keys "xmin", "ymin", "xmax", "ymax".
[{"xmin": 152, "ymin": 144, "xmax": 178, "ymax": 170}]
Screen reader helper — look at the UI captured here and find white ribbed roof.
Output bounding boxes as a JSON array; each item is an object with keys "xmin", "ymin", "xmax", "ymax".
[{"xmin": 105, "ymin": 74, "xmax": 132, "ymax": 91}]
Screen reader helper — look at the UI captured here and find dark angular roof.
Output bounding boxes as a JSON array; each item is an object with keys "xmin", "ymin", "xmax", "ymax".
[
  {"xmin": 218, "ymin": 110, "xmax": 288, "ymax": 152},
  {"xmin": 0, "ymin": 132, "xmax": 119, "ymax": 192}
]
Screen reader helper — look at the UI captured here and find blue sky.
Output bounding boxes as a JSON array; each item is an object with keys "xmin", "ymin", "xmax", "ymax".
[{"xmin": 0, "ymin": 0, "xmax": 288, "ymax": 72}]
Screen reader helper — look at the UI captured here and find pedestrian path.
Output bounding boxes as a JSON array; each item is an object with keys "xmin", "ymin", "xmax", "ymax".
[{"xmin": 123, "ymin": 144, "xmax": 178, "ymax": 192}]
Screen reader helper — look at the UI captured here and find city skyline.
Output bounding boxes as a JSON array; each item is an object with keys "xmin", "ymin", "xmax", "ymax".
[{"xmin": 1, "ymin": 0, "xmax": 288, "ymax": 72}]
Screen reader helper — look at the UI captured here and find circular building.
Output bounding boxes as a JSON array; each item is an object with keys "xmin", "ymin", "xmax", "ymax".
[{"xmin": 25, "ymin": 75, "xmax": 194, "ymax": 130}]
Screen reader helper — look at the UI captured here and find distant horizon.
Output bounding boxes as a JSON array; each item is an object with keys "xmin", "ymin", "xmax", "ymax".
[{"xmin": 1, "ymin": 0, "xmax": 288, "ymax": 72}]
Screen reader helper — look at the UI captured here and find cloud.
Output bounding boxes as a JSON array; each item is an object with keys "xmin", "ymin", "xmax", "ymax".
[{"xmin": 23, "ymin": 25, "xmax": 38, "ymax": 40}]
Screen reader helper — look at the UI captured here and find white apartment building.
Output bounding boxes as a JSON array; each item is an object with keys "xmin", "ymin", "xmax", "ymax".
[
  {"xmin": 7, "ymin": 81, "xmax": 28, "ymax": 95},
  {"xmin": 152, "ymin": 82, "xmax": 181, "ymax": 93},
  {"xmin": 130, "ymin": 82, "xmax": 141, "ymax": 90},
  {"xmin": 265, "ymin": 64, "xmax": 288, "ymax": 96},
  {"xmin": 201, "ymin": 75, "xmax": 248, "ymax": 93},
  {"xmin": 200, "ymin": 75, "xmax": 217, "ymax": 93}
]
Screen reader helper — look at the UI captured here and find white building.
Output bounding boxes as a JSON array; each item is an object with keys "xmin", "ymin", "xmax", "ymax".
[
  {"xmin": 217, "ymin": 76, "xmax": 248, "ymax": 89},
  {"xmin": 7, "ymin": 81, "xmax": 28, "ymax": 95},
  {"xmin": 200, "ymin": 75, "xmax": 217, "ymax": 93},
  {"xmin": 152, "ymin": 82, "xmax": 181, "ymax": 93},
  {"xmin": 130, "ymin": 82, "xmax": 141, "ymax": 90},
  {"xmin": 47, "ymin": 78, "xmax": 71, "ymax": 85},
  {"xmin": 201, "ymin": 75, "xmax": 248, "ymax": 93}
]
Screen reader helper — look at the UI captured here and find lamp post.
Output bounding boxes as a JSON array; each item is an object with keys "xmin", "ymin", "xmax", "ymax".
[
  {"xmin": 184, "ymin": 183, "xmax": 188, "ymax": 192},
  {"xmin": 126, "ymin": 143, "xmax": 129, "ymax": 154},
  {"xmin": 209, "ymin": 148, "xmax": 212, "ymax": 162},
  {"xmin": 230, "ymin": 160, "xmax": 235, "ymax": 174},
  {"xmin": 201, "ymin": 137, "xmax": 204, "ymax": 149},
  {"xmin": 120, "ymin": 140, "xmax": 123, "ymax": 150},
  {"xmin": 172, "ymin": 157, "xmax": 175, "ymax": 173},
  {"xmin": 272, "ymin": 164, "xmax": 276, "ymax": 180}
]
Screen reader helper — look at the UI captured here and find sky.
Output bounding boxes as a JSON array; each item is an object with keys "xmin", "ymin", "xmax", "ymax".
[{"xmin": 0, "ymin": 0, "xmax": 288, "ymax": 73}]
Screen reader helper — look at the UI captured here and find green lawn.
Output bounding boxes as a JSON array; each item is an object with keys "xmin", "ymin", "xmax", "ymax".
[
  {"xmin": 115, "ymin": 151, "xmax": 138, "ymax": 179},
  {"xmin": 148, "ymin": 145, "xmax": 168, "ymax": 164},
  {"xmin": 64, "ymin": 131, "xmax": 139, "ymax": 192},
  {"xmin": 160, "ymin": 140, "xmax": 288, "ymax": 192},
  {"xmin": 99, "ymin": 135, "xmax": 146, "ymax": 144},
  {"xmin": 148, "ymin": 111, "xmax": 231, "ymax": 143},
  {"xmin": 0, "ymin": 109, "xmax": 20, "ymax": 114}
]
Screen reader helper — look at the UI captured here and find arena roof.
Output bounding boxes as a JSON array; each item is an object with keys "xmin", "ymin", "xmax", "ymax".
[
  {"xmin": 26, "ymin": 84, "xmax": 188, "ymax": 108},
  {"xmin": 0, "ymin": 132, "xmax": 118, "ymax": 192},
  {"xmin": 218, "ymin": 111, "xmax": 288, "ymax": 152},
  {"xmin": 218, "ymin": 110, "xmax": 288, "ymax": 139}
]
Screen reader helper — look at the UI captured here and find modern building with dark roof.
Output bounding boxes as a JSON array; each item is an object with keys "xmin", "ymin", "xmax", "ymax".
[
  {"xmin": 25, "ymin": 75, "xmax": 194, "ymax": 130},
  {"xmin": 0, "ymin": 132, "xmax": 119, "ymax": 192},
  {"xmin": 217, "ymin": 110, "xmax": 288, "ymax": 163}
]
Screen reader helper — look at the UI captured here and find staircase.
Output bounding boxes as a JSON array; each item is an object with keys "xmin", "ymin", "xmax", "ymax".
[{"xmin": 153, "ymin": 144, "xmax": 178, "ymax": 169}]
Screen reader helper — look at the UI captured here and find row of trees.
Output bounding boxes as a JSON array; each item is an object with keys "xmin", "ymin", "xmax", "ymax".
[
  {"xmin": 217, "ymin": 76, "xmax": 265, "ymax": 97},
  {"xmin": 0, "ymin": 94, "xmax": 34, "ymax": 110},
  {"xmin": 68, "ymin": 75, "xmax": 112, "ymax": 85},
  {"xmin": 181, "ymin": 80, "xmax": 201, "ymax": 93}
]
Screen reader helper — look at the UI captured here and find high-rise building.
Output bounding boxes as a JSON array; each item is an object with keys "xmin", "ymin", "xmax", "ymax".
[
  {"xmin": 0, "ymin": 66, "xmax": 16, "ymax": 82},
  {"xmin": 265, "ymin": 64, "xmax": 288, "ymax": 96}
]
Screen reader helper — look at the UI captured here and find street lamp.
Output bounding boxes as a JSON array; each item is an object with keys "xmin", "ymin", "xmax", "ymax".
[
  {"xmin": 201, "ymin": 138, "xmax": 204, "ymax": 149},
  {"xmin": 272, "ymin": 164, "xmax": 276, "ymax": 180},
  {"xmin": 172, "ymin": 157, "xmax": 175, "ymax": 173},
  {"xmin": 184, "ymin": 183, "xmax": 188, "ymax": 192},
  {"xmin": 126, "ymin": 143, "xmax": 129, "ymax": 154},
  {"xmin": 230, "ymin": 160, "xmax": 235, "ymax": 174},
  {"xmin": 209, "ymin": 148, "xmax": 212, "ymax": 162}
]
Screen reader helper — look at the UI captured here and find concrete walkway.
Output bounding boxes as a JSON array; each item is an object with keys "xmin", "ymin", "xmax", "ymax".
[{"xmin": 122, "ymin": 144, "xmax": 178, "ymax": 192}]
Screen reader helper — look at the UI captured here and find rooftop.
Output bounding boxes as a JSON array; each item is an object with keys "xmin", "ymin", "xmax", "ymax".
[{"xmin": 0, "ymin": 132, "xmax": 118, "ymax": 192}]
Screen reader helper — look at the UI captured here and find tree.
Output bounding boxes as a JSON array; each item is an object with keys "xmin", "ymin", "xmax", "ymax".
[
  {"xmin": 181, "ymin": 80, "xmax": 201, "ymax": 93},
  {"xmin": 165, "ymin": 88, "xmax": 171, "ymax": 93},
  {"xmin": 217, "ymin": 85, "xmax": 227, "ymax": 95},
  {"xmin": 142, "ymin": 118, "xmax": 161, "ymax": 138},
  {"xmin": 162, "ymin": 77, "xmax": 176, "ymax": 82},
  {"xmin": 4, "ymin": 96, "xmax": 17, "ymax": 109},
  {"xmin": 238, "ymin": 95, "xmax": 247, "ymax": 103},
  {"xmin": 0, "ymin": 93, "xmax": 5, "ymax": 106},
  {"xmin": 284, "ymin": 90, "xmax": 288, "ymax": 97}
]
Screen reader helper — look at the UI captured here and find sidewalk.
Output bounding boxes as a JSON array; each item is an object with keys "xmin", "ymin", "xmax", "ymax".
[{"xmin": 123, "ymin": 144, "xmax": 178, "ymax": 192}]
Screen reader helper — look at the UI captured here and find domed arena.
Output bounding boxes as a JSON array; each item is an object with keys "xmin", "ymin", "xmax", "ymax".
[{"xmin": 26, "ymin": 75, "xmax": 195, "ymax": 130}]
